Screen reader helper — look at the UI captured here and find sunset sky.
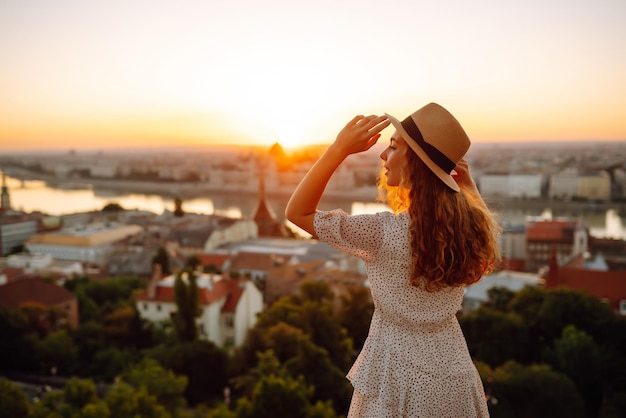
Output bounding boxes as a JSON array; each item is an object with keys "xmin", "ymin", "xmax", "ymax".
[{"xmin": 1, "ymin": 0, "xmax": 625, "ymax": 151}]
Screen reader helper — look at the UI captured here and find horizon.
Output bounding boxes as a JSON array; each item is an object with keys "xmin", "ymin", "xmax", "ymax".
[
  {"xmin": 1, "ymin": 137, "xmax": 624, "ymax": 155},
  {"xmin": 1, "ymin": 0, "xmax": 625, "ymax": 151}
]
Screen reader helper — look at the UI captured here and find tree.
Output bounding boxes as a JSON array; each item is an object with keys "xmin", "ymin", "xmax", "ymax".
[
  {"xmin": 485, "ymin": 286, "xmax": 516, "ymax": 311},
  {"xmin": 121, "ymin": 358, "xmax": 188, "ymax": 414},
  {"xmin": 550, "ymin": 325, "xmax": 607, "ymax": 417},
  {"xmin": 102, "ymin": 202, "xmax": 124, "ymax": 212},
  {"xmin": 152, "ymin": 247, "xmax": 172, "ymax": 275},
  {"xmin": 254, "ymin": 281, "xmax": 354, "ymax": 371},
  {"xmin": 37, "ymin": 329, "xmax": 79, "ymax": 376},
  {"xmin": 185, "ymin": 254, "xmax": 201, "ymax": 270},
  {"xmin": 63, "ymin": 377, "xmax": 99, "ymax": 411},
  {"xmin": 174, "ymin": 197, "xmax": 184, "ymax": 217},
  {"xmin": 173, "ymin": 269, "xmax": 201, "ymax": 342},
  {"xmin": 459, "ymin": 307, "xmax": 529, "ymax": 366},
  {"xmin": 339, "ymin": 286, "xmax": 374, "ymax": 350},
  {"xmin": 481, "ymin": 360, "xmax": 585, "ymax": 418},
  {"xmin": 232, "ymin": 350, "xmax": 339, "ymax": 418},
  {"xmin": 0, "ymin": 306, "xmax": 37, "ymax": 373},
  {"xmin": 163, "ymin": 340, "xmax": 229, "ymax": 406},
  {"xmin": 104, "ymin": 382, "xmax": 170, "ymax": 418},
  {"xmin": 0, "ymin": 377, "xmax": 30, "ymax": 418}
]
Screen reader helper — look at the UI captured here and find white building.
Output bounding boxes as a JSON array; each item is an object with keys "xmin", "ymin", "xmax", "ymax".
[
  {"xmin": 135, "ymin": 267, "xmax": 263, "ymax": 349},
  {"xmin": 479, "ymin": 173, "xmax": 543, "ymax": 199},
  {"xmin": 7, "ymin": 252, "xmax": 84, "ymax": 277},
  {"xmin": 462, "ymin": 270, "xmax": 542, "ymax": 313},
  {"xmin": 549, "ymin": 168, "xmax": 579, "ymax": 200},
  {"xmin": 25, "ymin": 223, "xmax": 143, "ymax": 266}
]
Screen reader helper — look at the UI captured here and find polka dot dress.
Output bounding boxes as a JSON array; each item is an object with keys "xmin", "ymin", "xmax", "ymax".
[{"xmin": 314, "ymin": 209, "xmax": 489, "ymax": 418}]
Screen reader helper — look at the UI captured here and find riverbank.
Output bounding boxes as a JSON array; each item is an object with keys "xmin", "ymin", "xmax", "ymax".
[{"xmin": 4, "ymin": 167, "xmax": 626, "ymax": 215}]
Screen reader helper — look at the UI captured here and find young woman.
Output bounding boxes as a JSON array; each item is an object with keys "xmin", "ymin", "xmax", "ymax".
[{"xmin": 286, "ymin": 103, "xmax": 500, "ymax": 417}]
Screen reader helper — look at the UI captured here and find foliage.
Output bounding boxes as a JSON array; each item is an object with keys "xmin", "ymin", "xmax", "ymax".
[
  {"xmin": 36, "ymin": 329, "xmax": 79, "ymax": 375},
  {"xmin": 102, "ymin": 202, "xmax": 124, "ymax": 212},
  {"xmin": 232, "ymin": 281, "xmax": 354, "ymax": 413},
  {"xmin": 459, "ymin": 307, "xmax": 529, "ymax": 366},
  {"xmin": 152, "ymin": 246, "xmax": 172, "ymax": 275},
  {"xmin": 0, "ymin": 305, "xmax": 37, "ymax": 372},
  {"xmin": 121, "ymin": 357, "xmax": 188, "ymax": 414},
  {"xmin": 173, "ymin": 269, "xmax": 201, "ymax": 342},
  {"xmin": 231, "ymin": 350, "xmax": 340, "ymax": 418},
  {"xmin": 338, "ymin": 286, "xmax": 374, "ymax": 350},
  {"xmin": 479, "ymin": 360, "xmax": 585, "ymax": 418},
  {"xmin": 158, "ymin": 340, "xmax": 229, "ymax": 406},
  {"xmin": 466, "ymin": 285, "xmax": 626, "ymax": 417},
  {"xmin": 0, "ymin": 377, "xmax": 30, "ymax": 418}
]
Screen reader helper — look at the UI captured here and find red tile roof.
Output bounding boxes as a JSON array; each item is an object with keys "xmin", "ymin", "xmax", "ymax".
[
  {"xmin": 527, "ymin": 220, "xmax": 577, "ymax": 242},
  {"xmin": 198, "ymin": 254, "xmax": 229, "ymax": 269},
  {"xmin": 222, "ymin": 280, "xmax": 244, "ymax": 313},
  {"xmin": 135, "ymin": 276, "xmax": 231, "ymax": 306},
  {"xmin": 0, "ymin": 278, "xmax": 76, "ymax": 308}
]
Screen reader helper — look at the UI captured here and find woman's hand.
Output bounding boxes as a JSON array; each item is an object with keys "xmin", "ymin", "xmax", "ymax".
[
  {"xmin": 331, "ymin": 115, "xmax": 390, "ymax": 157},
  {"xmin": 453, "ymin": 159, "xmax": 478, "ymax": 193}
]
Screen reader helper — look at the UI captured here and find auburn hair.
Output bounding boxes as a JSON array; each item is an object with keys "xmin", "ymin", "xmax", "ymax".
[{"xmin": 377, "ymin": 147, "xmax": 501, "ymax": 291}]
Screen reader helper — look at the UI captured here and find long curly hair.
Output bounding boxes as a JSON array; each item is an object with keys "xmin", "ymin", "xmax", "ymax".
[{"xmin": 377, "ymin": 148, "xmax": 501, "ymax": 292}]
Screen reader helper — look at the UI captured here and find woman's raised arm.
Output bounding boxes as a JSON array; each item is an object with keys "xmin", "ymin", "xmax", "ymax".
[{"xmin": 285, "ymin": 115, "xmax": 389, "ymax": 236}]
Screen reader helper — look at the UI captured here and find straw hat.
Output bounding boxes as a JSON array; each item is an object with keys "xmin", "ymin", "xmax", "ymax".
[{"xmin": 386, "ymin": 103, "xmax": 470, "ymax": 192}]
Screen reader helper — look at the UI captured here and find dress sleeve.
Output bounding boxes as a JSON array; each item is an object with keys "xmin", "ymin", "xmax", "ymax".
[{"xmin": 313, "ymin": 209, "xmax": 384, "ymax": 262}]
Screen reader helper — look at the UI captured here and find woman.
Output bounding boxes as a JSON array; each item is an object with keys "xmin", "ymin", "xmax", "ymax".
[{"xmin": 285, "ymin": 102, "xmax": 500, "ymax": 417}]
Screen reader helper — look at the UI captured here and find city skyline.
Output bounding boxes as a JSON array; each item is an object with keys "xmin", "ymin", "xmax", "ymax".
[{"xmin": 1, "ymin": 0, "xmax": 625, "ymax": 151}]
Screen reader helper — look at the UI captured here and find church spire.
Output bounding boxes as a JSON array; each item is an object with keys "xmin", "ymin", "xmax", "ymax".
[{"xmin": 0, "ymin": 170, "xmax": 11, "ymax": 213}]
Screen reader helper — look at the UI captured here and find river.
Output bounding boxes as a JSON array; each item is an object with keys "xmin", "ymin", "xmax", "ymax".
[{"xmin": 3, "ymin": 174, "xmax": 625, "ymax": 240}]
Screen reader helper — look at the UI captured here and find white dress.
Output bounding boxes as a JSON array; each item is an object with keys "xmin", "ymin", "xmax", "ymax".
[{"xmin": 314, "ymin": 209, "xmax": 489, "ymax": 418}]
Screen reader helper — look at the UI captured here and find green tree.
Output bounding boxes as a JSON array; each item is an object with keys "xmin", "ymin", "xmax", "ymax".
[
  {"xmin": 104, "ymin": 382, "xmax": 170, "ymax": 418},
  {"xmin": 550, "ymin": 325, "xmax": 607, "ymax": 417},
  {"xmin": 232, "ymin": 350, "xmax": 338, "ymax": 418},
  {"xmin": 485, "ymin": 286, "xmax": 516, "ymax": 311},
  {"xmin": 121, "ymin": 358, "xmax": 188, "ymax": 414},
  {"xmin": 163, "ymin": 340, "xmax": 229, "ymax": 406},
  {"xmin": 459, "ymin": 307, "xmax": 529, "ymax": 366},
  {"xmin": 0, "ymin": 306, "xmax": 37, "ymax": 372},
  {"xmin": 0, "ymin": 377, "xmax": 30, "ymax": 418},
  {"xmin": 185, "ymin": 254, "xmax": 201, "ymax": 270},
  {"xmin": 37, "ymin": 329, "xmax": 79, "ymax": 375},
  {"xmin": 152, "ymin": 247, "xmax": 172, "ymax": 275},
  {"xmin": 254, "ymin": 281, "xmax": 353, "ymax": 371},
  {"xmin": 339, "ymin": 286, "xmax": 374, "ymax": 350},
  {"xmin": 482, "ymin": 360, "xmax": 585, "ymax": 418},
  {"xmin": 63, "ymin": 377, "xmax": 99, "ymax": 411},
  {"xmin": 173, "ymin": 269, "xmax": 201, "ymax": 342}
]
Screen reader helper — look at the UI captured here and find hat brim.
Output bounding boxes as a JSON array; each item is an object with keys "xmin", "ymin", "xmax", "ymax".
[{"xmin": 385, "ymin": 113, "xmax": 460, "ymax": 192}]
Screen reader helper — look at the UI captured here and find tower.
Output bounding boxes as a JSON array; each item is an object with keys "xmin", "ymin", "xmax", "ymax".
[
  {"xmin": 252, "ymin": 158, "xmax": 288, "ymax": 238},
  {"xmin": 0, "ymin": 171, "xmax": 11, "ymax": 213}
]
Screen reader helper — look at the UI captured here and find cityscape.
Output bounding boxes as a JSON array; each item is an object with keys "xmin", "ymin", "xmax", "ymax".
[{"xmin": 0, "ymin": 139, "xmax": 625, "ymax": 416}]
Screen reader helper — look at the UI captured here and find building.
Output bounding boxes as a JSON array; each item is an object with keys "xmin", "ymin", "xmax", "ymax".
[
  {"xmin": 135, "ymin": 266, "xmax": 263, "ymax": 349},
  {"xmin": 498, "ymin": 222, "xmax": 527, "ymax": 271},
  {"xmin": 577, "ymin": 171, "xmax": 611, "ymax": 201},
  {"xmin": 525, "ymin": 217, "xmax": 588, "ymax": 274},
  {"xmin": 479, "ymin": 173, "xmax": 544, "ymax": 199},
  {"xmin": 25, "ymin": 222, "xmax": 143, "ymax": 267},
  {"xmin": 0, "ymin": 277, "xmax": 79, "ymax": 329},
  {"xmin": 549, "ymin": 168, "xmax": 579, "ymax": 200},
  {"xmin": 264, "ymin": 259, "xmax": 368, "ymax": 308},
  {"xmin": 462, "ymin": 270, "xmax": 542, "ymax": 313},
  {"xmin": 546, "ymin": 252, "xmax": 626, "ymax": 315},
  {"xmin": 6, "ymin": 252, "xmax": 84, "ymax": 278},
  {"xmin": 1, "ymin": 216, "xmax": 38, "ymax": 256}
]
